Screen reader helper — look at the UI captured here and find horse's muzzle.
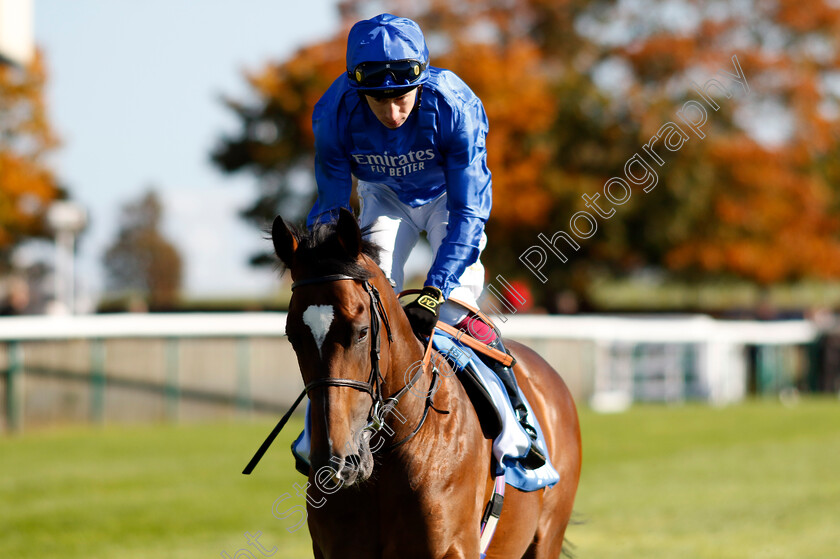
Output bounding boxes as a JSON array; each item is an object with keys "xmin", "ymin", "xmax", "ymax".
[
  {"xmin": 327, "ymin": 434, "xmax": 374, "ymax": 487},
  {"xmin": 333, "ymin": 453, "xmax": 362, "ymax": 485}
]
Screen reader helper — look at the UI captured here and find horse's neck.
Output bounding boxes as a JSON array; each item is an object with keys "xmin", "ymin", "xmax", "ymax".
[
  {"xmin": 365, "ymin": 264, "xmax": 468, "ymax": 434},
  {"xmin": 364, "ymin": 264, "xmax": 425, "ymax": 370},
  {"xmin": 365, "ymin": 273, "xmax": 434, "ymax": 406},
  {"xmin": 380, "ymin": 294, "xmax": 468, "ymax": 434},
  {"xmin": 379, "ymin": 289, "xmax": 427, "ymax": 384}
]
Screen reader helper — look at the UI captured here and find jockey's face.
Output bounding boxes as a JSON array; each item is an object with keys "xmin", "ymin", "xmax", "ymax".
[{"xmin": 364, "ymin": 88, "xmax": 418, "ymax": 129}]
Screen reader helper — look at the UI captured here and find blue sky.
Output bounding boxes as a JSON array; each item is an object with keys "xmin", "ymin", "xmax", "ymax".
[{"xmin": 32, "ymin": 0, "xmax": 342, "ymax": 300}]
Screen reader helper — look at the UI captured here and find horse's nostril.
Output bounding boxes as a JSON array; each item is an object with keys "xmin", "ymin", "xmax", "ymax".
[
  {"xmin": 343, "ymin": 454, "xmax": 360, "ymax": 471},
  {"xmin": 339, "ymin": 454, "xmax": 361, "ymax": 481}
]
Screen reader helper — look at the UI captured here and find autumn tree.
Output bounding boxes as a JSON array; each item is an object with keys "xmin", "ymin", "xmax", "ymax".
[
  {"xmin": 563, "ymin": 0, "xmax": 840, "ymax": 290},
  {"xmin": 103, "ymin": 189, "xmax": 182, "ymax": 309},
  {"xmin": 0, "ymin": 51, "xmax": 63, "ymax": 272},
  {"xmin": 213, "ymin": 0, "xmax": 840, "ymax": 308},
  {"xmin": 370, "ymin": 0, "xmax": 840, "ymax": 296}
]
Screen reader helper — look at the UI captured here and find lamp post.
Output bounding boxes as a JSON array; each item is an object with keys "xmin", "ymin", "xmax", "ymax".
[{"xmin": 47, "ymin": 201, "xmax": 87, "ymax": 315}]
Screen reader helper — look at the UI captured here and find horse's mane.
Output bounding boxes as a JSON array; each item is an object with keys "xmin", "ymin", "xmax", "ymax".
[{"xmin": 284, "ymin": 219, "xmax": 382, "ymax": 281}]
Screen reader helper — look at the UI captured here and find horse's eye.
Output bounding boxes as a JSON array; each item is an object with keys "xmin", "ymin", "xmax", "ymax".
[{"xmin": 357, "ymin": 327, "xmax": 369, "ymax": 342}]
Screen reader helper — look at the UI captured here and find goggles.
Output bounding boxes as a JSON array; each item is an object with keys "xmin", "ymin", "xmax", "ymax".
[{"xmin": 349, "ymin": 59, "xmax": 427, "ymax": 88}]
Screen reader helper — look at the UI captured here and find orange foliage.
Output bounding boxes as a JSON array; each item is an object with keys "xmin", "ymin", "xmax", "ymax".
[
  {"xmin": 621, "ymin": 34, "xmax": 698, "ymax": 80},
  {"xmin": 585, "ymin": 0, "xmax": 840, "ymax": 286},
  {"xmin": 0, "ymin": 51, "xmax": 61, "ymax": 257},
  {"xmin": 220, "ymin": 0, "xmax": 840, "ymax": 296},
  {"xmin": 776, "ymin": 0, "xmax": 840, "ymax": 32},
  {"xmin": 666, "ymin": 137, "xmax": 840, "ymax": 284},
  {"xmin": 438, "ymin": 40, "xmax": 557, "ymax": 226}
]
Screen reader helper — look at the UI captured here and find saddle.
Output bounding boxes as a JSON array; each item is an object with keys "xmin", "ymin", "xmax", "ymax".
[{"xmin": 432, "ymin": 329, "xmax": 503, "ymax": 440}]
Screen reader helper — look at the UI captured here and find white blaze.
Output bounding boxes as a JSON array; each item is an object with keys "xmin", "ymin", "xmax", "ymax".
[{"xmin": 302, "ymin": 305, "xmax": 335, "ymax": 357}]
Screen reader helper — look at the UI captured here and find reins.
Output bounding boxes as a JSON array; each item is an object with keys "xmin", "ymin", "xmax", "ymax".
[{"xmin": 242, "ymin": 274, "xmax": 440, "ymax": 475}]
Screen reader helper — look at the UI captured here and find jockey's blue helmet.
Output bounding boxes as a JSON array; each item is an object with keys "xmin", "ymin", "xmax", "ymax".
[{"xmin": 346, "ymin": 14, "xmax": 430, "ymax": 98}]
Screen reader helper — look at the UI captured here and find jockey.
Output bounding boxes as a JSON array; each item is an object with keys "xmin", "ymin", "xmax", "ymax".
[{"xmin": 307, "ymin": 13, "xmax": 545, "ymax": 468}]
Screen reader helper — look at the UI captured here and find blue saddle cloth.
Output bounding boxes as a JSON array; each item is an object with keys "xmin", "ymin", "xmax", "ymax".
[{"xmin": 431, "ymin": 331, "xmax": 559, "ymax": 492}]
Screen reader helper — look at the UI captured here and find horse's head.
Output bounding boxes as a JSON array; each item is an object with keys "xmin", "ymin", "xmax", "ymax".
[{"xmin": 273, "ymin": 208, "xmax": 404, "ymax": 486}]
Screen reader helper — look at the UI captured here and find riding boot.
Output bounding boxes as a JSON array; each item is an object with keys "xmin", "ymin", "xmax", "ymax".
[{"xmin": 487, "ymin": 341, "xmax": 546, "ymax": 469}]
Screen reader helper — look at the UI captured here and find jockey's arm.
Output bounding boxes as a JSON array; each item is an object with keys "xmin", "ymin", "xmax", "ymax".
[
  {"xmin": 307, "ymin": 96, "xmax": 353, "ymax": 227},
  {"xmin": 425, "ymin": 97, "xmax": 492, "ymax": 299}
]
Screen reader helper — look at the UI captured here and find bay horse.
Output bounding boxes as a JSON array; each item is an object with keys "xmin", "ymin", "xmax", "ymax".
[{"xmin": 272, "ymin": 208, "xmax": 581, "ymax": 559}]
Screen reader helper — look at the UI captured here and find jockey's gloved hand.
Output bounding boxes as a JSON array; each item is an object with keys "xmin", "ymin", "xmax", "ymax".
[{"xmin": 404, "ymin": 286, "xmax": 444, "ymax": 339}]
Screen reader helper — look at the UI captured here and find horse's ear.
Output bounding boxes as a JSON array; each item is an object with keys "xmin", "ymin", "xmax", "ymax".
[
  {"xmin": 271, "ymin": 215, "xmax": 298, "ymax": 267},
  {"xmin": 336, "ymin": 207, "xmax": 362, "ymax": 259}
]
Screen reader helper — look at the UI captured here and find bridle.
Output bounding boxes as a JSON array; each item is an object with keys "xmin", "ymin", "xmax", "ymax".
[
  {"xmin": 243, "ymin": 273, "xmax": 441, "ymax": 475},
  {"xmin": 292, "ymin": 274, "xmax": 395, "ymax": 408}
]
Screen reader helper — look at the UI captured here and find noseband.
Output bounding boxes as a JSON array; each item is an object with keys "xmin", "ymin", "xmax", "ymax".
[{"xmin": 243, "ymin": 273, "xmax": 439, "ymax": 475}]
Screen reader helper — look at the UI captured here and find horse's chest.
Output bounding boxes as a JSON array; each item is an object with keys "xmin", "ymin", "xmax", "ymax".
[{"xmin": 309, "ymin": 460, "xmax": 487, "ymax": 558}]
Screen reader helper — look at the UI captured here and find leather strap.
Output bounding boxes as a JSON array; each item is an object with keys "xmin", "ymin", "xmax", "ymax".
[
  {"xmin": 401, "ymin": 290, "xmax": 498, "ymax": 335},
  {"xmin": 291, "ymin": 274, "xmax": 356, "ymax": 289},
  {"xmin": 479, "ymin": 473, "xmax": 506, "ymax": 557},
  {"xmin": 305, "ymin": 377, "xmax": 374, "ymax": 395},
  {"xmin": 242, "ymin": 388, "xmax": 308, "ymax": 475},
  {"xmin": 434, "ymin": 322, "xmax": 514, "ymax": 367},
  {"xmin": 399, "ymin": 290, "xmax": 514, "ymax": 367}
]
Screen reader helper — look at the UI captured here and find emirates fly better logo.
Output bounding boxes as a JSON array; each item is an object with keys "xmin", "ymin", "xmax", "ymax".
[{"xmin": 352, "ymin": 148, "xmax": 436, "ymax": 177}]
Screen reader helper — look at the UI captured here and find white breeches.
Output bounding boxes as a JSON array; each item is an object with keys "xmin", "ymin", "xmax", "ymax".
[{"xmin": 357, "ymin": 181, "xmax": 486, "ymax": 325}]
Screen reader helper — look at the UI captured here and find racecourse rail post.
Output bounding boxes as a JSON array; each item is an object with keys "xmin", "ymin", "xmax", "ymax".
[
  {"xmin": 89, "ymin": 338, "xmax": 106, "ymax": 424},
  {"xmin": 165, "ymin": 337, "xmax": 180, "ymax": 421},
  {"xmin": 4, "ymin": 341, "xmax": 23, "ymax": 432},
  {"xmin": 236, "ymin": 336, "xmax": 252, "ymax": 414}
]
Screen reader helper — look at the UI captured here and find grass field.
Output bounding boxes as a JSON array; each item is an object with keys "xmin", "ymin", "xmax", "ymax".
[{"xmin": 2, "ymin": 398, "xmax": 839, "ymax": 559}]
